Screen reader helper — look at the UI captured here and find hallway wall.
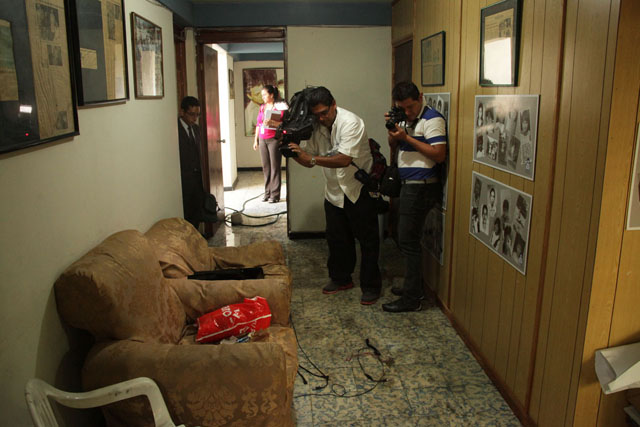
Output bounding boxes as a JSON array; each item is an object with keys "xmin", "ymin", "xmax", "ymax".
[
  {"xmin": 393, "ymin": 0, "xmax": 639, "ymax": 425},
  {"xmin": 0, "ymin": 0, "xmax": 181, "ymax": 423}
]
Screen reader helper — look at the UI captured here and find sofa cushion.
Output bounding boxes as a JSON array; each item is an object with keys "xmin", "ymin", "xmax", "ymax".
[
  {"xmin": 55, "ymin": 230, "xmax": 186, "ymax": 344},
  {"xmin": 145, "ymin": 217, "xmax": 211, "ymax": 277}
]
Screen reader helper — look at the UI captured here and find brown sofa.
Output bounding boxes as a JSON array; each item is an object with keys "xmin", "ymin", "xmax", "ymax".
[
  {"xmin": 144, "ymin": 217, "xmax": 292, "ymax": 287},
  {"xmin": 54, "ymin": 224, "xmax": 297, "ymax": 427}
]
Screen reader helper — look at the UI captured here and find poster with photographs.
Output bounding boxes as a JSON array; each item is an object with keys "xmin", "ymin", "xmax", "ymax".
[
  {"xmin": 242, "ymin": 68, "xmax": 284, "ymax": 137},
  {"xmin": 424, "ymin": 92, "xmax": 450, "ymax": 208},
  {"xmin": 474, "ymin": 95, "xmax": 539, "ymax": 180},
  {"xmin": 422, "ymin": 207, "xmax": 445, "ymax": 265},
  {"xmin": 469, "ymin": 171, "xmax": 532, "ymax": 274},
  {"xmin": 627, "ymin": 123, "xmax": 640, "ymax": 230}
]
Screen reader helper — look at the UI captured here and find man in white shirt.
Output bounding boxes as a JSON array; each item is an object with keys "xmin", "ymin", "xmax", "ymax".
[{"xmin": 288, "ymin": 87, "xmax": 382, "ymax": 305}]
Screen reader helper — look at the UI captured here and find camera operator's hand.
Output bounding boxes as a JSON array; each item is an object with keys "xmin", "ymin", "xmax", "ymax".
[
  {"xmin": 388, "ymin": 124, "xmax": 408, "ymax": 142},
  {"xmin": 288, "ymin": 143, "xmax": 313, "ymax": 167}
]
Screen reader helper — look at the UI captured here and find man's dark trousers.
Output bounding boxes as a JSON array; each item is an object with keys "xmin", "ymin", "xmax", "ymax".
[
  {"xmin": 324, "ymin": 186, "xmax": 382, "ymax": 295},
  {"xmin": 397, "ymin": 182, "xmax": 441, "ymax": 301}
]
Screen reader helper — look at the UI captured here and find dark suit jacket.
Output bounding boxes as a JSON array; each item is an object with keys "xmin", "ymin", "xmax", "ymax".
[{"xmin": 178, "ymin": 118, "xmax": 205, "ymax": 225}]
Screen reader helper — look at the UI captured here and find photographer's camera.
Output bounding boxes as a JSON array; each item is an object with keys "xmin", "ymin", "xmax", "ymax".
[{"xmin": 385, "ymin": 106, "xmax": 407, "ymax": 130}]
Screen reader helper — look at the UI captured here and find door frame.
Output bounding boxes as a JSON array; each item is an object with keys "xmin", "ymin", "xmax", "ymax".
[{"xmin": 194, "ymin": 27, "xmax": 288, "ymax": 234}]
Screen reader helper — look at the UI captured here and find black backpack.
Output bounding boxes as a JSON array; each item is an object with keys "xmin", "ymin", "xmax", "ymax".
[
  {"xmin": 276, "ymin": 88, "xmax": 315, "ymax": 145},
  {"xmin": 351, "ymin": 138, "xmax": 389, "ymax": 194}
]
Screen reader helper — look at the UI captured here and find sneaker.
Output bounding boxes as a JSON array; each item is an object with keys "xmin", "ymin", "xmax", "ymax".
[
  {"xmin": 322, "ymin": 281, "xmax": 354, "ymax": 294},
  {"xmin": 382, "ymin": 297, "xmax": 422, "ymax": 313},
  {"xmin": 391, "ymin": 286, "xmax": 425, "ymax": 300},
  {"xmin": 360, "ymin": 291, "xmax": 380, "ymax": 305}
]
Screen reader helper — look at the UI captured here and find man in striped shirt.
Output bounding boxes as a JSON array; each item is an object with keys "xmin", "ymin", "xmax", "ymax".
[{"xmin": 382, "ymin": 82, "xmax": 447, "ymax": 313}]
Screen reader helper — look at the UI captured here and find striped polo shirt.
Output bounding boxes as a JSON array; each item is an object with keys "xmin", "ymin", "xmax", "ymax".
[{"xmin": 397, "ymin": 101, "xmax": 447, "ymax": 180}]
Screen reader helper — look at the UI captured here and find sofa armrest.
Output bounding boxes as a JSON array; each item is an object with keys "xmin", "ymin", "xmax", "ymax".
[
  {"xmin": 83, "ymin": 339, "xmax": 294, "ymax": 427},
  {"xmin": 167, "ymin": 277, "xmax": 291, "ymax": 326},
  {"xmin": 208, "ymin": 241, "xmax": 286, "ymax": 269}
]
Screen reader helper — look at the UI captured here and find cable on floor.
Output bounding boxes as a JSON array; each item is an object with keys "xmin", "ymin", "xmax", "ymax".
[
  {"xmin": 223, "ymin": 192, "xmax": 287, "ymax": 227},
  {"xmin": 291, "ymin": 314, "xmax": 390, "ymax": 399}
]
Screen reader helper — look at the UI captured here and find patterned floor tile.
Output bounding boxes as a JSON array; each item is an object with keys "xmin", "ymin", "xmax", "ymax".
[{"xmin": 214, "ymin": 172, "xmax": 520, "ymax": 427}]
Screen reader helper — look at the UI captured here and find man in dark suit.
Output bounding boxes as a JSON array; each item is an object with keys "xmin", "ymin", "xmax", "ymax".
[{"xmin": 178, "ymin": 96, "xmax": 205, "ymax": 229}]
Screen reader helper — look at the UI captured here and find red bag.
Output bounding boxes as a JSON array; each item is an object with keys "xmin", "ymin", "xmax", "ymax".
[{"xmin": 196, "ymin": 296, "xmax": 271, "ymax": 343}]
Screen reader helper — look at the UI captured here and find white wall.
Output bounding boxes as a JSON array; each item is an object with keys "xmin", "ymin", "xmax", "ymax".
[
  {"xmin": 233, "ymin": 60, "xmax": 284, "ymax": 168},
  {"xmin": 286, "ymin": 26, "xmax": 392, "ymax": 233},
  {"xmin": 0, "ymin": 1, "xmax": 180, "ymax": 424},
  {"xmin": 211, "ymin": 46, "xmax": 237, "ymax": 189},
  {"xmin": 185, "ymin": 28, "xmax": 198, "ymax": 97}
]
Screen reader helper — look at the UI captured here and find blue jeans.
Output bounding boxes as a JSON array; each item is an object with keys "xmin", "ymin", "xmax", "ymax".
[{"xmin": 397, "ymin": 183, "xmax": 441, "ymax": 301}]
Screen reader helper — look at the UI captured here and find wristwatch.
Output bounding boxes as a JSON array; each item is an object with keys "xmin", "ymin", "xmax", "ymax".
[{"xmin": 310, "ymin": 156, "xmax": 316, "ymax": 167}]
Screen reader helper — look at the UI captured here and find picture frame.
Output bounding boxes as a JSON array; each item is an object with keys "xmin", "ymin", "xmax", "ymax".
[
  {"xmin": 423, "ymin": 92, "xmax": 450, "ymax": 208},
  {"xmin": 473, "ymin": 94, "xmax": 540, "ymax": 180},
  {"xmin": 242, "ymin": 67, "xmax": 284, "ymax": 137},
  {"xmin": 0, "ymin": 0, "xmax": 79, "ymax": 155},
  {"xmin": 479, "ymin": 0, "xmax": 522, "ymax": 87},
  {"xmin": 68, "ymin": 0, "xmax": 129, "ymax": 105},
  {"xmin": 469, "ymin": 171, "xmax": 532, "ymax": 275},
  {"xmin": 421, "ymin": 31, "xmax": 445, "ymax": 87},
  {"xmin": 130, "ymin": 12, "xmax": 163, "ymax": 99}
]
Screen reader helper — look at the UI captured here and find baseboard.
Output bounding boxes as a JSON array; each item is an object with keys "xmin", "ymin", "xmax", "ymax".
[
  {"xmin": 428, "ymin": 288, "xmax": 535, "ymax": 426},
  {"xmin": 287, "ymin": 231, "xmax": 325, "ymax": 240},
  {"xmin": 224, "ymin": 176, "xmax": 239, "ymax": 191},
  {"xmin": 237, "ymin": 167, "xmax": 287, "ymax": 172}
]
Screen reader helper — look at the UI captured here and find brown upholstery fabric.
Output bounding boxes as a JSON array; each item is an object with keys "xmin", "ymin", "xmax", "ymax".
[
  {"xmin": 54, "ymin": 230, "xmax": 185, "ymax": 344},
  {"xmin": 168, "ymin": 277, "xmax": 291, "ymax": 326},
  {"xmin": 83, "ymin": 329, "xmax": 297, "ymax": 427},
  {"xmin": 145, "ymin": 218, "xmax": 291, "ymax": 286},
  {"xmin": 54, "ymin": 221, "xmax": 297, "ymax": 426},
  {"xmin": 143, "ymin": 217, "xmax": 212, "ymax": 277}
]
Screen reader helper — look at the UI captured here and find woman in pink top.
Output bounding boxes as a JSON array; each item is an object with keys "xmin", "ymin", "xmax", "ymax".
[{"xmin": 254, "ymin": 85, "xmax": 286, "ymax": 203}]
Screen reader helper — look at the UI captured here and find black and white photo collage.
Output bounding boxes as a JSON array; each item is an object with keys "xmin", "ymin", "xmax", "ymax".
[
  {"xmin": 469, "ymin": 171, "xmax": 532, "ymax": 274},
  {"xmin": 421, "ymin": 208, "xmax": 445, "ymax": 266},
  {"xmin": 421, "ymin": 92, "xmax": 450, "ymax": 265},
  {"xmin": 474, "ymin": 95, "xmax": 539, "ymax": 180}
]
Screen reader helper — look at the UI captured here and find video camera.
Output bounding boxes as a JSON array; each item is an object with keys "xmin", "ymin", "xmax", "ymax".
[
  {"xmin": 385, "ymin": 106, "xmax": 408, "ymax": 130},
  {"xmin": 275, "ymin": 88, "xmax": 315, "ymax": 157}
]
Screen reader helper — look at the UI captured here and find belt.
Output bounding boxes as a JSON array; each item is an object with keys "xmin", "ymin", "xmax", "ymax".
[{"xmin": 402, "ymin": 177, "xmax": 439, "ymax": 184}]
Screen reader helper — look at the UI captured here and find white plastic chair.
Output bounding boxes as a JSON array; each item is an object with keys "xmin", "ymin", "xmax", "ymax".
[{"xmin": 25, "ymin": 377, "xmax": 185, "ymax": 427}]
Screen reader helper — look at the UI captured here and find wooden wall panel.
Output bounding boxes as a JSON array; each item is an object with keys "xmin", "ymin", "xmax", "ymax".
[
  {"xmin": 392, "ymin": 0, "xmax": 414, "ymax": 43},
  {"xmin": 531, "ymin": 0, "xmax": 617, "ymax": 424},
  {"xmin": 412, "ymin": 0, "xmax": 462, "ymax": 305},
  {"xmin": 573, "ymin": 0, "xmax": 640, "ymax": 425},
  {"xmin": 393, "ymin": 0, "xmax": 624, "ymax": 425}
]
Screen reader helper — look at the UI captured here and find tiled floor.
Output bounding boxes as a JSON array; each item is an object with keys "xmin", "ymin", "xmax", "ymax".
[{"xmin": 211, "ymin": 170, "xmax": 521, "ymax": 426}]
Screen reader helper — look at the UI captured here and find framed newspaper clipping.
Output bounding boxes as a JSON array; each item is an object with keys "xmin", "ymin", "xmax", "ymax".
[
  {"xmin": 0, "ymin": 0, "xmax": 79, "ymax": 154},
  {"xmin": 69, "ymin": 0, "xmax": 129, "ymax": 105},
  {"xmin": 479, "ymin": 0, "xmax": 522, "ymax": 86},
  {"xmin": 131, "ymin": 12, "xmax": 163, "ymax": 99},
  {"xmin": 421, "ymin": 31, "xmax": 445, "ymax": 87}
]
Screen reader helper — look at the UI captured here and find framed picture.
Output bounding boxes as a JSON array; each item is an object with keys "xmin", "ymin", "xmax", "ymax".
[
  {"xmin": 479, "ymin": 0, "xmax": 522, "ymax": 86},
  {"xmin": 0, "ymin": 0, "xmax": 79, "ymax": 154},
  {"xmin": 473, "ymin": 94, "xmax": 539, "ymax": 180},
  {"xmin": 421, "ymin": 31, "xmax": 445, "ymax": 87},
  {"xmin": 422, "ymin": 207, "xmax": 445, "ymax": 265},
  {"xmin": 423, "ymin": 92, "xmax": 450, "ymax": 208},
  {"xmin": 242, "ymin": 67, "xmax": 284, "ymax": 137},
  {"xmin": 130, "ymin": 12, "xmax": 163, "ymax": 99},
  {"xmin": 469, "ymin": 171, "xmax": 532, "ymax": 275},
  {"xmin": 627, "ymin": 123, "xmax": 640, "ymax": 230},
  {"xmin": 69, "ymin": 0, "xmax": 128, "ymax": 105}
]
